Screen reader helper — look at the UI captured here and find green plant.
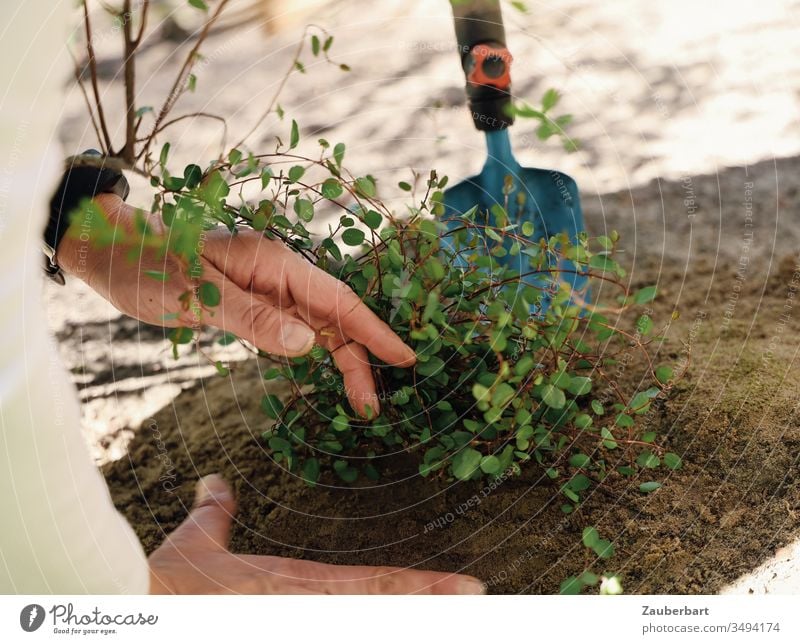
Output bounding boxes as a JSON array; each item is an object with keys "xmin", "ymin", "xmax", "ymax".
[{"xmin": 71, "ymin": 0, "xmax": 684, "ymax": 593}]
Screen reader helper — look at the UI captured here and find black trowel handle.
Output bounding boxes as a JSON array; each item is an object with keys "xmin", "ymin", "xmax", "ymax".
[{"xmin": 451, "ymin": 0, "xmax": 514, "ymax": 132}]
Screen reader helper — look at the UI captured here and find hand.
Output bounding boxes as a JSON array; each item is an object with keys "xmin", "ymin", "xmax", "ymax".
[
  {"xmin": 57, "ymin": 193, "xmax": 416, "ymax": 416},
  {"xmin": 148, "ymin": 475, "xmax": 486, "ymax": 595}
]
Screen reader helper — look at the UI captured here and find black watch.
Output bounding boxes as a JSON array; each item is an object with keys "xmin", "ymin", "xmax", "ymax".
[{"xmin": 44, "ymin": 149, "xmax": 130, "ymax": 284}]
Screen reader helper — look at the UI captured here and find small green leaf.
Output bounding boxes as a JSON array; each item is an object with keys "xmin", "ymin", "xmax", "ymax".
[
  {"xmin": 355, "ymin": 176, "xmax": 376, "ymax": 198},
  {"xmin": 302, "ymin": 458, "xmax": 320, "ymax": 485},
  {"xmin": 472, "ymin": 383, "xmax": 490, "ymax": 403},
  {"xmin": 582, "ymin": 526, "xmax": 599, "ymax": 548},
  {"xmin": 541, "ymin": 384, "xmax": 566, "ymax": 409},
  {"xmin": 663, "ymin": 452, "xmax": 683, "ymax": 470},
  {"xmin": 289, "ymin": 120, "xmax": 300, "ymax": 149},
  {"xmin": 655, "ymin": 365, "xmax": 673, "ymax": 384},
  {"xmin": 333, "ymin": 142, "xmax": 345, "ymax": 167},
  {"xmin": 569, "ymin": 453, "xmax": 591, "ymax": 469},
  {"xmin": 188, "ymin": 0, "xmax": 208, "ymax": 11},
  {"xmin": 169, "ymin": 327, "xmax": 193, "ymax": 345},
  {"xmin": 183, "ymin": 164, "xmax": 203, "ymax": 189},
  {"xmin": 567, "ymin": 376, "xmax": 592, "ymax": 396},
  {"xmin": 594, "ymin": 539, "xmax": 615, "ymax": 559},
  {"xmin": 218, "ymin": 332, "xmax": 237, "ymax": 346},
  {"xmin": 363, "ymin": 210, "xmax": 382, "ymax": 230},
  {"xmin": 480, "ymin": 455, "xmax": 501, "ymax": 474},
  {"xmin": 260, "ymin": 394, "xmax": 283, "ymax": 419},
  {"xmin": 559, "ymin": 576, "xmax": 583, "ymax": 595},
  {"xmin": 636, "ymin": 450, "xmax": 660, "ymax": 469},
  {"xmin": 639, "ymin": 481, "xmax": 662, "ymax": 493},
  {"xmin": 416, "ymin": 356, "xmax": 445, "ymax": 377},
  {"xmin": 342, "ymin": 228, "xmax": 365, "ymax": 246},
  {"xmin": 260, "ymin": 167, "xmax": 273, "ymax": 189},
  {"xmin": 452, "ymin": 448, "xmax": 482, "ymax": 480},
  {"xmin": 615, "ymin": 413, "xmax": 634, "ymax": 428},
  {"xmin": 268, "ymin": 436, "xmax": 291, "ymax": 452},
  {"xmin": 637, "ymin": 314, "xmax": 653, "ymax": 335},
  {"xmin": 159, "ymin": 142, "xmax": 170, "ymax": 170},
  {"xmin": 294, "ymin": 198, "xmax": 314, "ymax": 222},
  {"xmin": 331, "ymin": 416, "xmax": 349, "ymax": 432},
  {"xmin": 333, "ymin": 460, "xmax": 358, "ymax": 483},
  {"xmin": 198, "ymin": 281, "xmax": 221, "ymax": 307},
  {"xmin": 201, "ymin": 170, "xmax": 229, "ymax": 202},
  {"xmin": 321, "ymin": 178, "xmax": 343, "ymax": 199},
  {"xmin": 287, "ymin": 165, "xmax": 305, "ymax": 182},
  {"xmin": 634, "ymin": 285, "xmax": 658, "ymax": 304},
  {"xmin": 252, "ymin": 210, "xmax": 268, "ymax": 231},
  {"xmin": 579, "ymin": 571, "xmax": 599, "ymax": 586},
  {"xmin": 542, "ymin": 89, "xmax": 561, "ymax": 112}
]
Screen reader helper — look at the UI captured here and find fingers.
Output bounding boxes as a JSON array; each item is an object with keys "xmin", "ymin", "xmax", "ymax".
[
  {"xmin": 213, "ymin": 274, "xmax": 316, "ymax": 356},
  {"xmin": 326, "ymin": 338, "xmax": 380, "ymax": 416},
  {"xmin": 335, "ymin": 287, "xmax": 417, "ymax": 368},
  {"xmin": 167, "ymin": 474, "xmax": 237, "ymax": 553},
  {"xmin": 292, "ymin": 268, "xmax": 417, "ymax": 368},
  {"xmin": 239, "ymin": 556, "xmax": 486, "ymax": 595},
  {"xmin": 203, "ymin": 231, "xmax": 414, "ymax": 367}
]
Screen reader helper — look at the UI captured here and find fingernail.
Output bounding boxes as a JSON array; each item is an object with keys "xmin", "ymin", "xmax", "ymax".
[
  {"xmin": 456, "ymin": 577, "xmax": 487, "ymax": 595},
  {"xmin": 402, "ymin": 345, "xmax": 417, "ymax": 364},
  {"xmin": 194, "ymin": 474, "xmax": 231, "ymax": 506},
  {"xmin": 280, "ymin": 322, "xmax": 315, "ymax": 353}
]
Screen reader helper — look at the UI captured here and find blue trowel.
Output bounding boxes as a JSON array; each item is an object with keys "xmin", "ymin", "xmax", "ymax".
[{"xmin": 445, "ymin": 0, "xmax": 586, "ymax": 308}]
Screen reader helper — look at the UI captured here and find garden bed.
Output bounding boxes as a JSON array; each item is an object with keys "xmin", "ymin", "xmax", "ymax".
[{"xmin": 103, "ymin": 159, "xmax": 800, "ymax": 593}]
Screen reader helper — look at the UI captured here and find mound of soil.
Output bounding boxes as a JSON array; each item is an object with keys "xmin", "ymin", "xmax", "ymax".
[{"xmin": 103, "ymin": 164, "xmax": 800, "ymax": 593}]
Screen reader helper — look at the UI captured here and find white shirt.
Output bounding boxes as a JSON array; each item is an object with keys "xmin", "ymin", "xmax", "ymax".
[{"xmin": 0, "ymin": 0, "xmax": 149, "ymax": 593}]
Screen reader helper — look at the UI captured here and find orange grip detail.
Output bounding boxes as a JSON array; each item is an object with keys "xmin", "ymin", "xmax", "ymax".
[{"xmin": 466, "ymin": 44, "xmax": 512, "ymax": 90}]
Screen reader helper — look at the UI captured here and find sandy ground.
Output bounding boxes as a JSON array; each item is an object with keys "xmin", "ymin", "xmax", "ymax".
[{"xmin": 47, "ymin": 0, "xmax": 800, "ymax": 592}]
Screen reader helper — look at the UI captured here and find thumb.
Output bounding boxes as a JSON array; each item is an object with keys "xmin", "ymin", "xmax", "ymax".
[
  {"xmin": 170, "ymin": 474, "xmax": 237, "ymax": 553},
  {"xmin": 215, "ymin": 279, "xmax": 316, "ymax": 357}
]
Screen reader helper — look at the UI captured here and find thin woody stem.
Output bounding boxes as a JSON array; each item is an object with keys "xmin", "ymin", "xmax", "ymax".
[
  {"xmin": 70, "ymin": 49, "xmax": 106, "ymax": 154},
  {"xmin": 82, "ymin": 0, "xmax": 114, "ymax": 153},
  {"xmin": 122, "ymin": 0, "xmax": 137, "ymax": 163},
  {"xmin": 138, "ymin": 0, "xmax": 232, "ymax": 167}
]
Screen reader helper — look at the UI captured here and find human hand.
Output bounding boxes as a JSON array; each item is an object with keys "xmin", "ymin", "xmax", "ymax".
[
  {"xmin": 57, "ymin": 193, "xmax": 415, "ymax": 416},
  {"xmin": 148, "ymin": 475, "xmax": 485, "ymax": 595}
]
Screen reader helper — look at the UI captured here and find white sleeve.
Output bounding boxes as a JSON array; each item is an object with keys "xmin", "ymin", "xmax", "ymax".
[{"xmin": 0, "ymin": 0, "xmax": 150, "ymax": 593}]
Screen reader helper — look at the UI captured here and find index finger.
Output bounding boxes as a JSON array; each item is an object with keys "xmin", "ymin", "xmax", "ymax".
[{"xmin": 292, "ymin": 267, "xmax": 417, "ymax": 368}]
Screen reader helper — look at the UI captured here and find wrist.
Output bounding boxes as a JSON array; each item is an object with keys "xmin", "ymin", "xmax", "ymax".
[{"xmin": 56, "ymin": 193, "xmax": 134, "ymax": 281}]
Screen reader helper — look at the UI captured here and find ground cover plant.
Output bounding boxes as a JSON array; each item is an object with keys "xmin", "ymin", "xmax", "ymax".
[{"xmin": 70, "ymin": 0, "xmax": 685, "ymax": 593}]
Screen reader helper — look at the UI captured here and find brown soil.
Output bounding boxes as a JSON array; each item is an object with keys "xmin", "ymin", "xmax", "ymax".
[{"xmin": 103, "ymin": 162, "xmax": 800, "ymax": 594}]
